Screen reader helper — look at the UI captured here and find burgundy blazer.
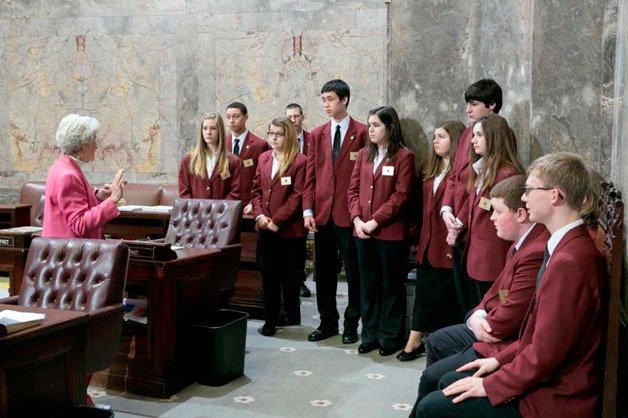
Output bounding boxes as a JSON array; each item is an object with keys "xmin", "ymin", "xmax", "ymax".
[
  {"xmin": 303, "ymin": 118, "xmax": 368, "ymax": 228},
  {"xmin": 473, "ymin": 223, "xmax": 550, "ymax": 358},
  {"xmin": 42, "ymin": 154, "xmax": 119, "ymax": 239},
  {"xmin": 251, "ymin": 151, "xmax": 307, "ymax": 239},
  {"xmin": 226, "ymin": 131, "xmax": 269, "ymax": 204},
  {"xmin": 178, "ymin": 153, "xmax": 242, "ymax": 200},
  {"xmin": 300, "ymin": 130, "xmax": 311, "ymax": 156},
  {"xmin": 415, "ymin": 173, "xmax": 453, "ymax": 268},
  {"xmin": 441, "ymin": 127, "xmax": 472, "ymax": 222},
  {"xmin": 465, "ymin": 164, "xmax": 521, "ymax": 282},
  {"xmin": 347, "ymin": 147, "xmax": 415, "ymax": 241},
  {"xmin": 486, "ymin": 225, "xmax": 606, "ymax": 418}
]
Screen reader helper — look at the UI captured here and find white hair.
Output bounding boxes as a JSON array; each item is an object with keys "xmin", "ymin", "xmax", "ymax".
[{"xmin": 55, "ymin": 113, "xmax": 100, "ymax": 155}]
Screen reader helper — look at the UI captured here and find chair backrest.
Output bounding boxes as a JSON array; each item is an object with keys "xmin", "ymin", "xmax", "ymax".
[
  {"xmin": 165, "ymin": 198, "xmax": 243, "ymax": 249},
  {"xmin": 18, "ymin": 238, "xmax": 129, "ymax": 312},
  {"xmin": 595, "ymin": 181, "xmax": 623, "ymax": 418},
  {"xmin": 18, "ymin": 181, "xmax": 46, "ymax": 226}
]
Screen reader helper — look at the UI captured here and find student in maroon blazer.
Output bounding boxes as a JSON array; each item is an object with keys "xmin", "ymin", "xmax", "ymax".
[
  {"xmin": 420, "ymin": 153, "xmax": 606, "ymax": 418},
  {"xmin": 178, "ymin": 112, "xmax": 241, "ymax": 200},
  {"xmin": 225, "ymin": 102, "xmax": 269, "ymax": 210},
  {"xmin": 411, "ymin": 175, "xmax": 550, "ymax": 414},
  {"xmin": 441, "ymin": 80, "xmax": 504, "ymax": 314},
  {"xmin": 347, "ymin": 106, "xmax": 415, "ymax": 356},
  {"xmin": 397, "ymin": 120, "xmax": 465, "ymax": 362},
  {"xmin": 303, "ymin": 79, "xmax": 368, "ymax": 344},
  {"xmin": 286, "ymin": 102, "xmax": 313, "ymax": 298},
  {"xmin": 251, "ymin": 117, "xmax": 308, "ymax": 337},
  {"xmin": 450, "ymin": 114, "xmax": 523, "ymax": 307}
]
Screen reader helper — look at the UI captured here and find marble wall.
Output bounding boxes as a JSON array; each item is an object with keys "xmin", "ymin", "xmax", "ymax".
[{"xmin": 0, "ymin": 0, "xmax": 387, "ymax": 200}]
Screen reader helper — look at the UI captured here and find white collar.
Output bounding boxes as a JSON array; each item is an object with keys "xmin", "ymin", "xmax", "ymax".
[
  {"xmin": 547, "ymin": 219, "xmax": 584, "ymax": 256},
  {"xmin": 514, "ymin": 223, "xmax": 536, "ymax": 251}
]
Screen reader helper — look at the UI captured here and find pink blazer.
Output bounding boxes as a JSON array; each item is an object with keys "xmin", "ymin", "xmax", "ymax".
[{"xmin": 42, "ymin": 154, "xmax": 119, "ymax": 238}]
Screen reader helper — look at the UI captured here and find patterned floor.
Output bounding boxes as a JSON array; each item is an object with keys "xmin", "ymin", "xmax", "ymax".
[{"xmin": 91, "ymin": 279, "xmax": 426, "ymax": 418}]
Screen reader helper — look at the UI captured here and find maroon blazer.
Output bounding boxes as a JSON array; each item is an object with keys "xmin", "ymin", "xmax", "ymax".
[
  {"xmin": 415, "ymin": 173, "xmax": 453, "ymax": 268},
  {"xmin": 300, "ymin": 130, "xmax": 311, "ymax": 156},
  {"xmin": 473, "ymin": 223, "xmax": 550, "ymax": 358},
  {"xmin": 486, "ymin": 225, "xmax": 606, "ymax": 418},
  {"xmin": 347, "ymin": 147, "xmax": 415, "ymax": 241},
  {"xmin": 304, "ymin": 118, "xmax": 368, "ymax": 228},
  {"xmin": 465, "ymin": 164, "xmax": 521, "ymax": 282},
  {"xmin": 251, "ymin": 151, "xmax": 307, "ymax": 239},
  {"xmin": 226, "ymin": 131, "xmax": 269, "ymax": 204},
  {"xmin": 441, "ymin": 127, "xmax": 472, "ymax": 222},
  {"xmin": 178, "ymin": 153, "xmax": 241, "ymax": 200}
]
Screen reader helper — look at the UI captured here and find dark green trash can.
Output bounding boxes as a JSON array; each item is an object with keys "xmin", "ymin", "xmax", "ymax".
[
  {"xmin": 194, "ymin": 309, "xmax": 249, "ymax": 386},
  {"xmin": 51, "ymin": 406, "xmax": 114, "ymax": 418}
]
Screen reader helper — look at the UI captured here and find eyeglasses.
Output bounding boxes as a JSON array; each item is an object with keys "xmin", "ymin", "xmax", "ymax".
[
  {"xmin": 523, "ymin": 186, "xmax": 554, "ymax": 196},
  {"xmin": 267, "ymin": 132, "xmax": 285, "ymax": 138}
]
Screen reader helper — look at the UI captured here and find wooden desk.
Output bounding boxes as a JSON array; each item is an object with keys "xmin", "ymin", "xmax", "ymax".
[
  {"xmin": 229, "ymin": 215, "xmax": 264, "ymax": 319},
  {"xmin": 0, "ymin": 205, "xmax": 31, "ymax": 230},
  {"xmin": 0, "ymin": 227, "xmax": 41, "ymax": 296},
  {"xmin": 0, "ymin": 304, "xmax": 88, "ymax": 418},
  {"xmin": 104, "ymin": 209, "xmax": 171, "ymax": 240},
  {"xmin": 95, "ymin": 246, "xmax": 222, "ymax": 398}
]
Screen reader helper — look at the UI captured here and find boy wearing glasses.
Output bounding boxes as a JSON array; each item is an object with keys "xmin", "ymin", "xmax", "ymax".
[
  {"xmin": 303, "ymin": 79, "xmax": 368, "ymax": 344},
  {"xmin": 410, "ymin": 175, "xmax": 549, "ymax": 414},
  {"xmin": 225, "ymin": 102, "xmax": 269, "ymax": 210},
  {"xmin": 417, "ymin": 152, "xmax": 606, "ymax": 418}
]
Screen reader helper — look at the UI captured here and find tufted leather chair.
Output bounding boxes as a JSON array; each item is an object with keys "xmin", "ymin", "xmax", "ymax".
[
  {"xmin": 0, "ymin": 238, "xmax": 130, "ymax": 374},
  {"xmin": 165, "ymin": 198, "xmax": 243, "ymax": 303}
]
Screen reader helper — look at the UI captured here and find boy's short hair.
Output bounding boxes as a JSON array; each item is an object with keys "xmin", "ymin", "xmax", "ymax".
[
  {"xmin": 321, "ymin": 79, "xmax": 351, "ymax": 107},
  {"xmin": 490, "ymin": 175, "xmax": 527, "ymax": 211},
  {"xmin": 285, "ymin": 103, "xmax": 304, "ymax": 115},
  {"xmin": 464, "ymin": 79, "xmax": 503, "ymax": 113},
  {"xmin": 226, "ymin": 101, "xmax": 248, "ymax": 115},
  {"xmin": 527, "ymin": 152, "xmax": 590, "ymax": 212}
]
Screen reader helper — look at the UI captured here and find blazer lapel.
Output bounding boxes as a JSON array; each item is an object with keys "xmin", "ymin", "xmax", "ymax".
[
  {"xmin": 334, "ymin": 118, "xmax": 356, "ymax": 170},
  {"xmin": 431, "ymin": 175, "xmax": 447, "ymax": 211},
  {"xmin": 373, "ymin": 156, "xmax": 389, "ymax": 181}
]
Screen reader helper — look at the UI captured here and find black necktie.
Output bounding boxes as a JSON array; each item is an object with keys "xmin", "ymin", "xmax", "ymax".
[
  {"xmin": 535, "ymin": 247, "xmax": 550, "ymax": 288},
  {"xmin": 233, "ymin": 138, "xmax": 240, "ymax": 156},
  {"xmin": 332, "ymin": 125, "xmax": 341, "ymax": 163}
]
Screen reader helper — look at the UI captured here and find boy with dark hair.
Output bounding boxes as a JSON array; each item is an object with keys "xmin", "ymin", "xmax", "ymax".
[
  {"xmin": 285, "ymin": 102, "xmax": 312, "ymax": 298},
  {"xmin": 418, "ymin": 153, "xmax": 606, "ymax": 418},
  {"xmin": 303, "ymin": 79, "xmax": 368, "ymax": 343},
  {"xmin": 441, "ymin": 79, "xmax": 506, "ymax": 314},
  {"xmin": 225, "ymin": 101, "xmax": 269, "ymax": 209},
  {"xmin": 410, "ymin": 175, "xmax": 549, "ymax": 414}
]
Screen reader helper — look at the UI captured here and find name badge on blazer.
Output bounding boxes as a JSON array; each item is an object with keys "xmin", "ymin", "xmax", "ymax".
[
  {"xmin": 350, "ymin": 151, "xmax": 358, "ymax": 161},
  {"xmin": 220, "ymin": 170, "xmax": 231, "ymax": 180},
  {"xmin": 498, "ymin": 289, "xmax": 508, "ymax": 303},
  {"xmin": 280, "ymin": 176, "xmax": 292, "ymax": 186},
  {"xmin": 382, "ymin": 166, "xmax": 395, "ymax": 176},
  {"xmin": 243, "ymin": 158, "xmax": 254, "ymax": 168},
  {"xmin": 479, "ymin": 197, "xmax": 492, "ymax": 211}
]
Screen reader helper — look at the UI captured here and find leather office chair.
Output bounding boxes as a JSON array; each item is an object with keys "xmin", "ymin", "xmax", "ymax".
[
  {"xmin": 165, "ymin": 198, "xmax": 243, "ymax": 305},
  {"xmin": 0, "ymin": 238, "xmax": 129, "ymax": 374}
]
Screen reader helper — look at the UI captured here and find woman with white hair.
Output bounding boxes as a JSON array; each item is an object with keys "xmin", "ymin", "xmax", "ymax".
[{"xmin": 42, "ymin": 113, "xmax": 125, "ymax": 238}]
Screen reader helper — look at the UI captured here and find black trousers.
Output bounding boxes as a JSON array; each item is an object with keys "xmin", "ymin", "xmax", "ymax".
[
  {"xmin": 314, "ymin": 222, "xmax": 361, "ymax": 331},
  {"xmin": 258, "ymin": 231, "xmax": 301, "ymax": 325},
  {"xmin": 411, "ymin": 263, "xmax": 462, "ymax": 332},
  {"xmin": 356, "ymin": 238, "xmax": 408, "ymax": 349},
  {"xmin": 467, "ymin": 279, "xmax": 492, "ymax": 308},
  {"xmin": 416, "ymin": 371, "xmax": 522, "ymax": 418},
  {"xmin": 297, "ymin": 235, "xmax": 308, "ymax": 283},
  {"xmin": 451, "ymin": 244, "xmax": 472, "ymax": 314}
]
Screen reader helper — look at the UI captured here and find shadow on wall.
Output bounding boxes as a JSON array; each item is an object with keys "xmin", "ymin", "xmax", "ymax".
[{"xmin": 400, "ymin": 118, "xmax": 428, "ymax": 175}]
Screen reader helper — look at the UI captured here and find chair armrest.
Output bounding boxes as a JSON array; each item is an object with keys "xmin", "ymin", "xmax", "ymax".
[{"xmin": 0, "ymin": 296, "xmax": 19, "ymax": 305}]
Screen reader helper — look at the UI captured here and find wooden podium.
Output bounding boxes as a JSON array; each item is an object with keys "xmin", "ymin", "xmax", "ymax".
[
  {"xmin": 0, "ymin": 204, "xmax": 31, "ymax": 230},
  {"xmin": 0, "ymin": 226, "xmax": 42, "ymax": 295},
  {"xmin": 0, "ymin": 304, "xmax": 88, "ymax": 418},
  {"xmin": 94, "ymin": 242, "xmax": 223, "ymax": 398}
]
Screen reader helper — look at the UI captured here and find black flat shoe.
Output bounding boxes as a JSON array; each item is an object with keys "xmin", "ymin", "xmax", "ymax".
[
  {"xmin": 308, "ymin": 328, "xmax": 339, "ymax": 342},
  {"xmin": 277, "ymin": 317, "xmax": 301, "ymax": 327},
  {"xmin": 342, "ymin": 329, "xmax": 359, "ymax": 344},
  {"xmin": 257, "ymin": 324, "xmax": 276, "ymax": 337},
  {"xmin": 379, "ymin": 346, "xmax": 400, "ymax": 356},
  {"xmin": 358, "ymin": 341, "xmax": 380, "ymax": 354},
  {"xmin": 396, "ymin": 344, "xmax": 426, "ymax": 361}
]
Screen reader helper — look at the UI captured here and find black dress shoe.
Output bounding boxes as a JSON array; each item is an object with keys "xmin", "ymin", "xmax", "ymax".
[
  {"xmin": 358, "ymin": 341, "xmax": 380, "ymax": 354},
  {"xmin": 300, "ymin": 283, "xmax": 311, "ymax": 297},
  {"xmin": 379, "ymin": 346, "xmax": 400, "ymax": 356},
  {"xmin": 308, "ymin": 328, "xmax": 338, "ymax": 342},
  {"xmin": 257, "ymin": 324, "xmax": 276, "ymax": 337},
  {"xmin": 396, "ymin": 344, "xmax": 426, "ymax": 361},
  {"xmin": 342, "ymin": 329, "xmax": 359, "ymax": 344}
]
